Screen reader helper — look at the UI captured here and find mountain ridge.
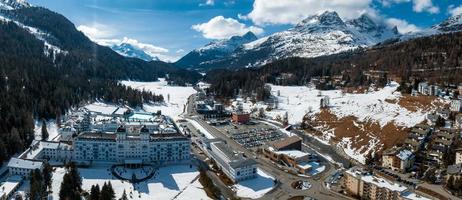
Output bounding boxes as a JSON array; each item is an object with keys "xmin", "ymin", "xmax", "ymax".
[{"xmin": 176, "ymin": 11, "xmax": 399, "ymax": 71}]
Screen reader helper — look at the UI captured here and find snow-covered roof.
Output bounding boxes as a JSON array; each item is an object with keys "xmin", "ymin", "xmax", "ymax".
[
  {"xmin": 397, "ymin": 150, "xmax": 413, "ymax": 161},
  {"xmin": 400, "ymin": 191, "xmax": 431, "ymax": 200},
  {"xmin": 0, "ymin": 175, "xmax": 21, "ymax": 199},
  {"xmin": 7, "ymin": 158, "xmax": 43, "ymax": 170},
  {"xmin": 346, "ymin": 167, "xmax": 407, "ymax": 192},
  {"xmin": 297, "ymin": 162, "xmax": 314, "ymax": 170},
  {"xmin": 275, "ymin": 150, "xmax": 309, "ymax": 159}
]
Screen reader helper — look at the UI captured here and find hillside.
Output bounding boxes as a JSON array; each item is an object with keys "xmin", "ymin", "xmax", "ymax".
[
  {"xmin": 0, "ymin": 1, "xmax": 201, "ymax": 163},
  {"xmin": 205, "ymin": 30, "xmax": 462, "ymax": 101}
]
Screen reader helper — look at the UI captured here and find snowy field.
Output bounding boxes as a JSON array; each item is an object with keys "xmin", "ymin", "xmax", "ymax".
[
  {"xmin": 233, "ymin": 168, "xmax": 275, "ymax": 199},
  {"xmin": 84, "ymin": 103, "xmax": 122, "ymax": 116},
  {"xmin": 51, "ymin": 165, "xmax": 210, "ymax": 200},
  {"xmin": 121, "ymin": 79, "xmax": 196, "ymax": 117},
  {"xmin": 236, "ymin": 82, "xmax": 430, "ymax": 127},
  {"xmin": 233, "ymin": 82, "xmax": 443, "ymax": 164}
]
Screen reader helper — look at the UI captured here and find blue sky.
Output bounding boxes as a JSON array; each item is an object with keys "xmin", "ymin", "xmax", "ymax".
[{"xmin": 28, "ymin": 0, "xmax": 462, "ymax": 62}]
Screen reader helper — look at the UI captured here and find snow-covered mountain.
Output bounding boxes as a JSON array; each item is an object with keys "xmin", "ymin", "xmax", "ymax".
[
  {"xmin": 110, "ymin": 43, "xmax": 159, "ymax": 61},
  {"xmin": 0, "ymin": 0, "xmax": 29, "ymax": 10},
  {"xmin": 239, "ymin": 11, "xmax": 398, "ymax": 65},
  {"xmin": 175, "ymin": 31, "xmax": 257, "ymax": 68},
  {"xmin": 432, "ymin": 14, "xmax": 462, "ymax": 33},
  {"xmin": 177, "ymin": 11, "xmax": 399, "ymax": 70},
  {"xmin": 396, "ymin": 14, "xmax": 462, "ymax": 42},
  {"xmin": 0, "ymin": 0, "xmax": 68, "ymax": 62}
]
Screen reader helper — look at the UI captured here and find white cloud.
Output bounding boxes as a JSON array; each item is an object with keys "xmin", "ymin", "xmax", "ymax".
[
  {"xmin": 380, "ymin": 0, "xmax": 439, "ymax": 14},
  {"xmin": 176, "ymin": 49, "xmax": 185, "ymax": 53},
  {"xmin": 380, "ymin": 0, "xmax": 409, "ymax": 7},
  {"xmin": 449, "ymin": 5, "xmax": 462, "ymax": 17},
  {"xmin": 245, "ymin": 0, "xmax": 376, "ymax": 25},
  {"xmin": 192, "ymin": 16, "xmax": 264, "ymax": 39},
  {"xmin": 199, "ymin": 0, "xmax": 214, "ymax": 6},
  {"xmin": 386, "ymin": 18, "xmax": 421, "ymax": 33},
  {"xmin": 77, "ymin": 24, "xmax": 115, "ymax": 40},
  {"xmin": 412, "ymin": 0, "xmax": 439, "ymax": 14},
  {"xmin": 77, "ymin": 24, "xmax": 178, "ymax": 62}
]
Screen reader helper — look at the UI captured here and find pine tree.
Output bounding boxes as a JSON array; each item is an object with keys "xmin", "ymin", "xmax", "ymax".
[
  {"xmin": 119, "ymin": 190, "xmax": 128, "ymax": 200},
  {"xmin": 0, "ymin": 140, "xmax": 7, "ymax": 163},
  {"xmin": 30, "ymin": 169, "xmax": 45, "ymax": 200},
  {"xmin": 100, "ymin": 182, "xmax": 116, "ymax": 200},
  {"xmin": 447, "ymin": 175, "xmax": 455, "ymax": 190},
  {"xmin": 41, "ymin": 120, "xmax": 49, "ymax": 140},
  {"xmin": 90, "ymin": 184, "xmax": 100, "ymax": 200},
  {"xmin": 8, "ymin": 128, "xmax": 24, "ymax": 155},
  {"xmin": 59, "ymin": 163, "xmax": 81, "ymax": 200},
  {"xmin": 42, "ymin": 162, "xmax": 53, "ymax": 191}
]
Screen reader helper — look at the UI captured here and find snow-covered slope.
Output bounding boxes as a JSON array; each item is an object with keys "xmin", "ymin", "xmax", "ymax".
[
  {"xmin": 110, "ymin": 42, "xmax": 160, "ymax": 61},
  {"xmin": 431, "ymin": 14, "xmax": 462, "ymax": 33},
  {"xmin": 0, "ymin": 0, "xmax": 29, "ymax": 10},
  {"xmin": 0, "ymin": 0, "xmax": 68, "ymax": 61},
  {"xmin": 175, "ymin": 31, "xmax": 257, "ymax": 68},
  {"xmin": 397, "ymin": 14, "xmax": 462, "ymax": 42},
  {"xmin": 238, "ymin": 11, "xmax": 398, "ymax": 65},
  {"xmin": 178, "ymin": 11, "xmax": 399, "ymax": 70}
]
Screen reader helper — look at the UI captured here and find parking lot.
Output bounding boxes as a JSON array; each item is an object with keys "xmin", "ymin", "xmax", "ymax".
[{"xmin": 214, "ymin": 120, "xmax": 284, "ymax": 148}]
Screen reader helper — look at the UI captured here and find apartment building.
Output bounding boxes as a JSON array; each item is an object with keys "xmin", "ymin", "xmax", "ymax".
[{"xmin": 207, "ymin": 140, "xmax": 257, "ymax": 182}]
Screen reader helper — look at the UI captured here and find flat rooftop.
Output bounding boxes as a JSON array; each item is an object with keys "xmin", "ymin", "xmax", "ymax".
[{"xmin": 8, "ymin": 158, "xmax": 43, "ymax": 170}]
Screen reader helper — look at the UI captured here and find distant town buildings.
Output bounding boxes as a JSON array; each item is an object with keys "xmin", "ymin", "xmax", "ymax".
[
  {"xmin": 344, "ymin": 166, "xmax": 427, "ymax": 200},
  {"xmin": 456, "ymin": 149, "xmax": 462, "ymax": 165},
  {"xmin": 382, "ymin": 147, "xmax": 414, "ymax": 172},
  {"xmin": 417, "ymin": 82, "xmax": 440, "ymax": 96},
  {"xmin": 426, "ymin": 128, "xmax": 458, "ymax": 166},
  {"xmin": 320, "ymin": 96, "xmax": 330, "ymax": 109},
  {"xmin": 403, "ymin": 124, "xmax": 432, "ymax": 152},
  {"xmin": 451, "ymin": 99, "xmax": 462, "ymax": 112}
]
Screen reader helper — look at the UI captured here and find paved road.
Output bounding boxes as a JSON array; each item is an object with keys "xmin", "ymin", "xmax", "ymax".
[{"xmin": 184, "ymin": 94, "xmax": 350, "ymax": 200}]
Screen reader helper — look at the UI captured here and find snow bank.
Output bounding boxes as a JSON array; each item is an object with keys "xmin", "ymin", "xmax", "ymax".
[
  {"xmin": 51, "ymin": 165, "xmax": 210, "ymax": 200},
  {"xmin": 233, "ymin": 168, "xmax": 275, "ymax": 199},
  {"xmin": 187, "ymin": 120, "xmax": 215, "ymax": 139},
  {"xmin": 121, "ymin": 79, "xmax": 196, "ymax": 117}
]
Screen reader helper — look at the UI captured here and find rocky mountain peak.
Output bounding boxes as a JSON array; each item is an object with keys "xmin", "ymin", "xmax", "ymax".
[
  {"xmin": 347, "ymin": 14, "xmax": 378, "ymax": 32},
  {"xmin": 0, "ymin": 0, "xmax": 30, "ymax": 10},
  {"xmin": 294, "ymin": 11, "xmax": 347, "ymax": 33},
  {"xmin": 433, "ymin": 14, "xmax": 462, "ymax": 32}
]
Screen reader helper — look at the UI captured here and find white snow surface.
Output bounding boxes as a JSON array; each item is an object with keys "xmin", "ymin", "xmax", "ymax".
[
  {"xmin": 236, "ymin": 82, "xmax": 439, "ymax": 164},
  {"xmin": 121, "ymin": 78, "xmax": 196, "ymax": 117},
  {"xmin": 338, "ymin": 137, "xmax": 381, "ymax": 164},
  {"xmin": 240, "ymin": 82, "xmax": 428, "ymax": 128},
  {"xmin": 51, "ymin": 165, "xmax": 211, "ymax": 200},
  {"xmin": 233, "ymin": 168, "xmax": 275, "ymax": 199},
  {"xmin": 85, "ymin": 102, "xmax": 120, "ymax": 115}
]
